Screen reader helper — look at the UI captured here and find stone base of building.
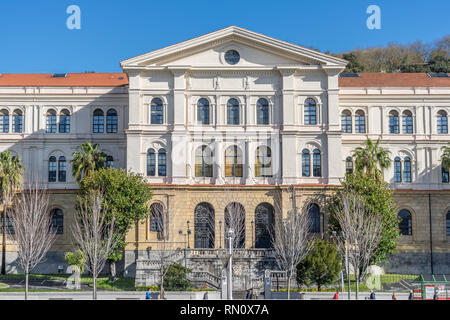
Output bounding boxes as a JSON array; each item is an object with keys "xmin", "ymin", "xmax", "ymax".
[{"xmin": 383, "ymin": 252, "xmax": 449, "ymax": 274}]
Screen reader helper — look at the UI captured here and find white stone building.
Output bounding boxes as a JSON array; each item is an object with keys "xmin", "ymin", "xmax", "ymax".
[{"xmin": 0, "ymin": 27, "xmax": 448, "ymax": 276}]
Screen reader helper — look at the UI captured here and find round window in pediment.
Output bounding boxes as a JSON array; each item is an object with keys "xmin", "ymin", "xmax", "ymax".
[{"xmin": 225, "ymin": 50, "xmax": 240, "ymax": 65}]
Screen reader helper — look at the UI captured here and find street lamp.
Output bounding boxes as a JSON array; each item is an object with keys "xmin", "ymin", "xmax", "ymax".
[
  {"xmin": 219, "ymin": 221, "xmax": 223, "ymax": 249},
  {"xmin": 331, "ymin": 231, "xmax": 345, "ymax": 295},
  {"xmin": 250, "ymin": 220, "xmax": 254, "ymax": 248},
  {"xmin": 187, "ymin": 221, "xmax": 191, "ymax": 249},
  {"xmin": 226, "ymin": 228, "xmax": 234, "ymax": 300},
  {"xmin": 179, "ymin": 229, "xmax": 187, "ymax": 271}
]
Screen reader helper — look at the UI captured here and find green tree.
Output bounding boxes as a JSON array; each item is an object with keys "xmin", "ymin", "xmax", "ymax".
[
  {"xmin": 65, "ymin": 249, "xmax": 86, "ymax": 273},
  {"xmin": 328, "ymin": 171, "xmax": 400, "ymax": 265},
  {"xmin": 71, "ymin": 142, "xmax": 107, "ymax": 183},
  {"xmin": 296, "ymin": 239, "xmax": 342, "ymax": 291},
  {"xmin": 352, "ymin": 138, "xmax": 392, "ymax": 179},
  {"xmin": 78, "ymin": 168, "xmax": 152, "ymax": 279},
  {"xmin": 163, "ymin": 263, "xmax": 192, "ymax": 291},
  {"xmin": 343, "ymin": 52, "xmax": 365, "ymax": 73},
  {"xmin": 0, "ymin": 151, "xmax": 24, "ymax": 275}
]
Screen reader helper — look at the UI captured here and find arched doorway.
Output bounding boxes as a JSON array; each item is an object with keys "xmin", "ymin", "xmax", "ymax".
[
  {"xmin": 194, "ymin": 203, "xmax": 215, "ymax": 248},
  {"xmin": 255, "ymin": 203, "xmax": 274, "ymax": 248},
  {"xmin": 224, "ymin": 202, "xmax": 246, "ymax": 248}
]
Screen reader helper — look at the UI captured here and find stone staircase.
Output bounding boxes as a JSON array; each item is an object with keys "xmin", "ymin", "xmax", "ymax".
[{"xmin": 187, "ymin": 271, "xmax": 221, "ymax": 289}]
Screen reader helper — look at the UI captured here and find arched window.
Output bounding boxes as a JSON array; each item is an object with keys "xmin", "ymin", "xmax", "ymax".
[
  {"xmin": 0, "ymin": 109, "xmax": 9, "ymax": 133},
  {"xmin": 437, "ymin": 110, "xmax": 448, "ymax": 134},
  {"xmin": 150, "ymin": 203, "xmax": 164, "ymax": 232},
  {"xmin": 313, "ymin": 149, "xmax": 321, "ymax": 177},
  {"xmin": 48, "ymin": 156, "xmax": 57, "ymax": 182},
  {"xmin": 158, "ymin": 148, "xmax": 167, "ymax": 177},
  {"xmin": 59, "ymin": 109, "xmax": 70, "ymax": 133},
  {"xmin": 398, "ymin": 209, "xmax": 412, "ymax": 236},
  {"xmin": 394, "ymin": 157, "xmax": 402, "ymax": 182},
  {"xmin": 402, "ymin": 111, "xmax": 413, "ymax": 134},
  {"xmin": 224, "ymin": 202, "xmax": 245, "ymax": 248},
  {"xmin": 147, "ymin": 149, "xmax": 156, "ymax": 176},
  {"xmin": 256, "ymin": 98, "xmax": 269, "ymax": 125},
  {"xmin": 346, "ymin": 157, "xmax": 353, "ymax": 174},
  {"xmin": 151, "ymin": 98, "xmax": 164, "ymax": 124},
  {"xmin": 58, "ymin": 156, "xmax": 66, "ymax": 182},
  {"xmin": 51, "ymin": 209, "xmax": 64, "ymax": 234},
  {"xmin": 195, "ymin": 145, "xmax": 213, "ymax": 177},
  {"xmin": 227, "ymin": 98, "xmax": 240, "ymax": 125},
  {"xmin": 446, "ymin": 211, "xmax": 450, "ymax": 236},
  {"xmin": 93, "ymin": 109, "xmax": 104, "ymax": 133},
  {"xmin": 304, "ymin": 98, "xmax": 317, "ymax": 125},
  {"xmin": 197, "ymin": 98, "xmax": 210, "ymax": 125},
  {"xmin": 255, "ymin": 203, "xmax": 274, "ymax": 248},
  {"xmin": 225, "ymin": 145, "xmax": 243, "ymax": 177},
  {"xmin": 12, "ymin": 110, "xmax": 23, "ymax": 133},
  {"xmin": 341, "ymin": 110, "xmax": 352, "ymax": 133},
  {"xmin": 255, "ymin": 146, "xmax": 272, "ymax": 177},
  {"xmin": 194, "ymin": 203, "xmax": 215, "ymax": 248},
  {"xmin": 46, "ymin": 109, "xmax": 56, "ymax": 133},
  {"xmin": 355, "ymin": 110, "xmax": 366, "ymax": 133},
  {"xmin": 302, "ymin": 149, "xmax": 310, "ymax": 177},
  {"xmin": 442, "ymin": 162, "xmax": 449, "ymax": 183},
  {"xmin": 389, "ymin": 110, "xmax": 399, "ymax": 134},
  {"xmin": 106, "ymin": 109, "xmax": 118, "ymax": 133},
  {"xmin": 403, "ymin": 157, "xmax": 411, "ymax": 183},
  {"xmin": 308, "ymin": 204, "xmax": 320, "ymax": 233},
  {"xmin": 105, "ymin": 155, "xmax": 114, "ymax": 168}
]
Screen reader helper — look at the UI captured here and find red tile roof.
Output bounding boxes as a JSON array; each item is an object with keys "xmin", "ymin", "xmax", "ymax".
[
  {"xmin": 339, "ymin": 73, "xmax": 450, "ymax": 87},
  {"xmin": 0, "ymin": 73, "xmax": 128, "ymax": 87},
  {"xmin": 0, "ymin": 72, "xmax": 448, "ymax": 88}
]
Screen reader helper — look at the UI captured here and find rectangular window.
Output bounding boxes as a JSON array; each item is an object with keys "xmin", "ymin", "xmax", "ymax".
[
  {"xmin": 394, "ymin": 161, "xmax": 402, "ymax": 183},
  {"xmin": 389, "ymin": 116, "xmax": 399, "ymax": 134},
  {"xmin": 355, "ymin": 115, "xmax": 366, "ymax": 133},
  {"xmin": 59, "ymin": 115, "xmax": 70, "ymax": 133},
  {"xmin": 227, "ymin": 106, "xmax": 240, "ymax": 125},
  {"xmin": 151, "ymin": 106, "xmax": 164, "ymax": 124},
  {"xmin": 341, "ymin": 115, "xmax": 352, "ymax": 133},
  {"xmin": 304, "ymin": 106, "xmax": 317, "ymax": 125},
  {"xmin": 13, "ymin": 115, "xmax": 22, "ymax": 133},
  {"xmin": 443, "ymin": 166, "xmax": 449, "ymax": 183},
  {"xmin": 93, "ymin": 115, "xmax": 104, "ymax": 133},
  {"xmin": 107, "ymin": 116, "xmax": 118, "ymax": 133},
  {"xmin": 438, "ymin": 116, "xmax": 448, "ymax": 134},
  {"xmin": 402, "ymin": 116, "xmax": 413, "ymax": 134},
  {"xmin": 313, "ymin": 154, "xmax": 321, "ymax": 177},
  {"xmin": 46, "ymin": 115, "xmax": 57, "ymax": 133}
]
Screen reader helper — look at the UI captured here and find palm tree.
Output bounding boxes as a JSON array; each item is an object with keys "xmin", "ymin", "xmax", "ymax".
[
  {"xmin": 71, "ymin": 142, "xmax": 107, "ymax": 183},
  {"xmin": 0, "ymin": 151, "xmax": 24, "ymax": 274},
  {"xmin": 441, "ymin": 143, "xmax": 450, "ymax": 170},
  {"xmin": 352, "ymin": 138, "xmax": 392, "ymax": 178}
]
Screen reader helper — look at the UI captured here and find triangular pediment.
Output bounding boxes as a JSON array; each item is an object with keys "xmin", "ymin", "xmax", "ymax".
[{"xmin": 120, "ymin": 26, "xmax": 347, "ymax": 70}]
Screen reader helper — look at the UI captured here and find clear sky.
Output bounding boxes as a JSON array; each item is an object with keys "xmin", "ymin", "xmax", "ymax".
[{"xmin": 0, "ymin": 0, "xmax": 448, "ymax": 73}]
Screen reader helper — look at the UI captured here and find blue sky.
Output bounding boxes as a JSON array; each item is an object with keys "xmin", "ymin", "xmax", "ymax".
[{"xmin": 0, "ymin": 0, "xmax": 448, "ymax": 73}]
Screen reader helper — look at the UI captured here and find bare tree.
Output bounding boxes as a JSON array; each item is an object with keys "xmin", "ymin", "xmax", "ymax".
[
  {"xmin": 331, "ymin": 191, "xmax": 383, "ymax": 300},
  {"xmin": 151, "ymin": 201, "xmax": 177, "ymax": 299},
  {"xmin": 72, "ymin": 192, "xmax": 118, "ymax": 300},
  {"xmin": 224, "ymin": 201, "xmax": 246, "ymax": 249},
  {"xmin": 9, "ymin": 180, "xmax": 55, "ymax": 300},
  {"xmin": 270, "ymin": 186, "xmax": 313, "ymax": 299}
]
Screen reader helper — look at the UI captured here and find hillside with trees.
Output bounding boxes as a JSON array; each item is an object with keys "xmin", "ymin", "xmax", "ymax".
[{"xmin": 330, "ymin": 35, "xmax": 449, "ymax": 73}]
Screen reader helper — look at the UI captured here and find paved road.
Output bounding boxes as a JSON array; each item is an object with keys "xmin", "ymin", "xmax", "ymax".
[{"xmin": 0, "ymin": 291, "xmax": 415, "ymax": 300}]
